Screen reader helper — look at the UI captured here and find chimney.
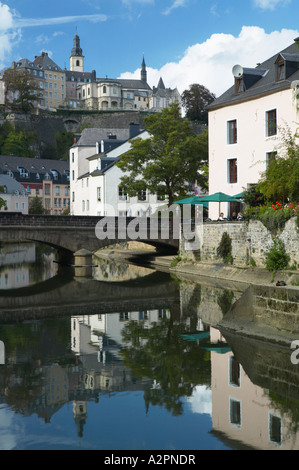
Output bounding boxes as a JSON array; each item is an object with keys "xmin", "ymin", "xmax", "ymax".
[{"xmin": 129, "ymin": 123, "xmax": 140, "ymax": 139}]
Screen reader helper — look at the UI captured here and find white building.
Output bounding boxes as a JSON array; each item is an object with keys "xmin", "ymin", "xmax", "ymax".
[
  {"xmin": 207, "ymin": 38, "xmax": 299, "ymax": 220},
  {"xmin": 70, "ymin": 126, "xmax": 167, "ymax": 217},
  {"xmin": 0, "ymin": 174, "xmax": 28, "ymax": 214}
]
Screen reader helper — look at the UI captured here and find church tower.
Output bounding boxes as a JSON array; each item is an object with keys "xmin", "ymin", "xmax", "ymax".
[
  {"xmin": 70, "ymin": 34, "xmax": 84, "ymax": 72},
  {"xmin": 141, "ymin": 55, "xmax": 147, "ymax": 84}
]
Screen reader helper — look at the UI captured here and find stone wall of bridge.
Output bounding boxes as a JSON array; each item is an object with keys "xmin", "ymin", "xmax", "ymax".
[{"xmin": 0, "ymin": 214, "xmax": 179, "ymax": 261}]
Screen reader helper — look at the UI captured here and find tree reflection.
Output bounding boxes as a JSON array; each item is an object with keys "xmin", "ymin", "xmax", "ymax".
[{"xmin": 119, "ymin": 315, "xmax": 211, "ymax": 416}]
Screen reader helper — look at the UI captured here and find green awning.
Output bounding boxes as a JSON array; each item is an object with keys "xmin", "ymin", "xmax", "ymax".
[{"xmin": 175, "ymin": 196, "xmax": 209, "ymax": 208}]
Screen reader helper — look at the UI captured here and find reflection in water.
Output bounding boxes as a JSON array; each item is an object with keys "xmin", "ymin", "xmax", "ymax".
[
  {"xmin": 0, "ymin": 242, "xmax": 58, "ymax": 290},
  {"xmin": 0, "ymin": 244, "xmax": 299, "ymax": 450}
]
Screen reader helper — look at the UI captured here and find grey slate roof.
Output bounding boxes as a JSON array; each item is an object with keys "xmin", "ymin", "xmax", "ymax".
[
  {"xmin": 0, "ymin": 174, "xmax": 27, "ymax": 194},
  {"xmin": 208, "ymin": 40, "xmax": 299, "ymax": 110},
  {"xmin": 74, "ymin": 128, "xmax": 132, "ymax": 147},
  {"xmin": 33, "ymin": 52, "xmax": 63, "ymax": 72},
  {"xmin": 65, "ymin": 70, "xmax": 96, "ymax": 82},
  {"xmin": 115, "ymin": 78, "xmax": 152, "ymax": 91},
  {"xmin": 0, "ymin": 155, "xmax": 69, "ymax": 174},
  {"xmin": 0, "ymin": 155, "xmax": 69, "ymax": 185}
]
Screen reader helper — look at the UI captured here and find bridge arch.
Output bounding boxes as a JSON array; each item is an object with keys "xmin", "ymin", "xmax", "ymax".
[{"xmin": 0, "ymin": 214, "xmax": 179, "ymax": 263}]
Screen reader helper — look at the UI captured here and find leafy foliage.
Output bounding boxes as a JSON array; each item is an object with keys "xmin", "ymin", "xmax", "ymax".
[
  {"xmin": 28, "ymin": 196, "xmax": 47, "ymax": 214},
  {"xmin": 181, "ymin": 84, "xmax": 216, "ymax": 123},
  {"xmin": 257, "ymin": 127, "xmax": 299, "ymax": 203},
  {"xmin": 3, "ymin": 68, "xmax": 41, "ymax": 113},
  {"xmin": 216, "ymin": 232, "xmax": 233, "ymax": 264},
  {"xmin": 0, "ymin": 185, "xmax": 6, "ymax": 209},
  {"xmin": 119, "ymin": 314, "xmax": 211, "ymax": 416},
  {"xmin": 265, "ymin": 239, "xmax": 290, "ymax": 279},
  {"xmin": 1, "ymin": 128, "xmax": 37, "ymax": 157},
  {"xmin": 244, "ymin": 202, "xmax": 299, "ymax": 234},
  {"xmin": 54, "ymin": 129, "xmax": 74, "ymax": 160},
  {"xmin": 242, "ymin": 184, "xmax": 266, "ymax": 207},
  {"xmin": 117, "ymin": 103, "xmax": 208, "ymax": 206}
]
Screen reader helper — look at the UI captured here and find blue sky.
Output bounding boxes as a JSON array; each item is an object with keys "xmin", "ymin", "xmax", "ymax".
[{"xmin": 0, "ymin": 0, "xmax": 298, "ymax": 96}]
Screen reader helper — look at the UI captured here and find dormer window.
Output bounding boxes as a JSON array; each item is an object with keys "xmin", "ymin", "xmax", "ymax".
[
  {"xmin": 18, "ymin": 167, "xmax": 28, "ymax": 178},
  {"xmin": 276, "ymin": 57, "xmax": 285, "ymax": 81}
]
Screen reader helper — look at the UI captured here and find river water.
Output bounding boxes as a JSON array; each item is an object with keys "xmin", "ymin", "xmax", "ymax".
[{"xmin": 0, "ymin": 242, "xmax": 299, "ymax": 451}]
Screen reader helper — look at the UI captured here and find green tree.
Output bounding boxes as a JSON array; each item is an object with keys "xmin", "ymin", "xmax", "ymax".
[
  {"xmin": 0, "ymin": 122, "xmax": 14, "ymax": 154},
  {"xmin": 257, "ymin": 127, "xmax": 299, "ymax": 203},
  {"xmin": 120, "ymin": 314, "xmax": 211, "ymax": 416},
  {"xmin": 54, "ymin": 129, "xmax": 74, "ymax": 160},
  {"xmin": 117, "ymin": 103, "xmax": 208, "ymax": 206},
  {"xmin": 3, "ymin": 68, "xmax": 41, "ymax": 113},
  {"xmin": 181, "ymin": 83, "xmax": 216, "ymax": 123},
  {"xmin": 28, "ymin": 196, "xmax": 46, "ymax": 214},
  {"xmin": 1, "ymin": 128, "xmax": 36, "ymax": 157}
]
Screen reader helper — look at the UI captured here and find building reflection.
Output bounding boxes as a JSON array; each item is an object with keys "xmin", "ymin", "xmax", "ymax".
[
  {"xmin": 0, "ymin": 256, "xmax": 299, "ymax": 449},
  {"xmin": 210, "ymin": 327, "xmax": 299, "ymax": 450},
  {"xmin": 70, "ymin": 309, "xmax": 171, "ymax": 435},
  {"xmin": 0, "ymin": 242, "xmax": 57, "ymax": 289}
]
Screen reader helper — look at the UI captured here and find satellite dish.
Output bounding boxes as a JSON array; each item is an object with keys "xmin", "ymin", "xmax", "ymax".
[{"xmin": 232, "ymin": 64, "xmax": 244, "ymax": 78}]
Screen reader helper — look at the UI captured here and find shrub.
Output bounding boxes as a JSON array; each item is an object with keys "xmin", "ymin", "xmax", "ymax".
[
  {"xmin": 217, "ymin": 232, "xmax": 233, "ymax": 264},
  {"xmin": 244, "ymin": 202, "xmax": 299, "ymax": 234},
  {"xmin": 264, "ymin": 239, "xmax": 290, "ymax": 281}
]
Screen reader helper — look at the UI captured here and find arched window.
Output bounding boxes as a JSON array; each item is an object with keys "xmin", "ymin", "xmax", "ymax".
[
  {"xmin": 76, "ymin": 60, "xmax": 80, "ymax": 67},
  {"xmin": 103, "ymin": 86, "xmax": 107, "ymax": 94}
]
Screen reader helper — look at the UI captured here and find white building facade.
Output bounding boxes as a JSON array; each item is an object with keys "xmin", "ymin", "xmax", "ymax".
[
  {"xmin": 70, "ymin": 128, "xmax": 167, "ymax": 217},
  {"xmin": 208, "ymin": 39, "xmax": 299, "ymax": 220}
]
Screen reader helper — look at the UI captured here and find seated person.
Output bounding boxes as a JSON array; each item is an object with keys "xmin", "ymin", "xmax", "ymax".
[
  {"xmin": 218, "ymin": 212, "xmax": 225, "ymax": 221},
  {"xmin": 237, "ymin": 212, "xmax": 244, "ymax": 220},
  {"xmin": 231, "ymin": 212, "xmax": 237, "ymax": 220}
]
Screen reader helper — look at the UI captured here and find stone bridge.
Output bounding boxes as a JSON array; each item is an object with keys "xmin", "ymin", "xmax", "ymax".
[
  {"xmin": 0, "ymin": 269, "xmax": 180, "ymax": 322},
  {"xmin": 0, "ymin": 213, "xmax": 179, "ymax": 262}
]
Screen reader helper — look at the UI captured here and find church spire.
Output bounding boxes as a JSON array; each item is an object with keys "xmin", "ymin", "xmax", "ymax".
[
  {"xmin": 70, "ymin": 33, "xmax": 84, "ymax": 72},
  {"xmin": 71, "ymin": 33, "xmax": 83, "ymax": 57},
  {"xmin": 141, "ymin": 55, "xmax": 147, "ymax": 83}
]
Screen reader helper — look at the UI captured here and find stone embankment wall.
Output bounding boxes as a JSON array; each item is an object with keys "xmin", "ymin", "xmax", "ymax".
[
  {"xmin": 0, "ymin": 110, "xmax": 146, "ymax": 149},
  {"xmin": 220, "ymin": 284, "xmax": 299, "ymax": 344},
  {"xmin": 180, "ymin": 218, "xmax": 299, "ymax": 267}
]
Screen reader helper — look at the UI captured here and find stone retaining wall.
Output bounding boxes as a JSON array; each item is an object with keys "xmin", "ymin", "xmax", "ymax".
[{"xmin": 180, "ymin": 218, "xmax": 299, "ymax": 268}]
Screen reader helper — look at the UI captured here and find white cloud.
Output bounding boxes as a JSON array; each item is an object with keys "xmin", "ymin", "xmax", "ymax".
[
  {"xmin": 0, "ymin": 2, "xmax": 13, "ymax": 31},
  {"xmin": 119, "ymin": 26, "xmax": 299, "ymax": 97},
  {"xmin": 0, "ymin": 2, "xmax": 20, "ymax": 69},
  {"xmin": 163, "ymin": 0, "xmax": 189, "ymax": 15},
  {"xmin": 186, "ymin": 385, "xmax": 212, "ymax": 415},
  {"xmin": 14, "ymin": 14, "xmax": 107, "ymax": 28},
  {"xmin": 0, "ymin": 408, "xmax": 17, "ymax": 450},
  {"xmin": 253, "ymin": 0, "xmax": 291, "ymax": 9},
  {"xmin": 0, "ymin": 2, "xmax": 107, "ymax": 70}
]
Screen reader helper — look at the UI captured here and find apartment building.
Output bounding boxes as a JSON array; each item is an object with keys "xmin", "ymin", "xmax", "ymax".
[
  {"xmin": 0, "ymin": 156, "xmax": 70, "ymax": 214},
  {"xmin": 69, "ymin": 124, "xmax": 166, "ymax": 217},
  {"xmin": 207, "ymin": 38, "xmax": 299, "ymax": 220},
  {"xmin": 11, "ymin": 53, "xmax": 66, "ymax": 109}
]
